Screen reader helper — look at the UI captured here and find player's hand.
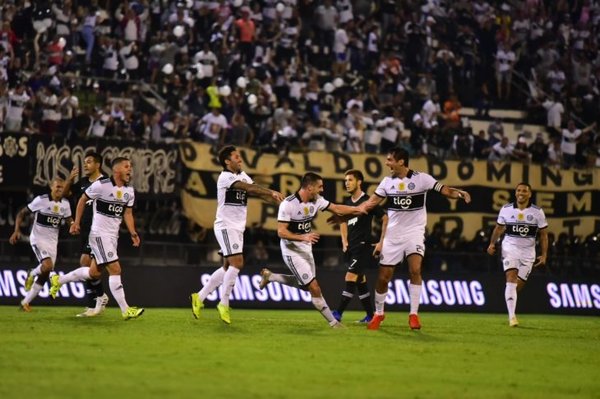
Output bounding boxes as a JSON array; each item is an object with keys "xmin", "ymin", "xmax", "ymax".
[
  {"xmin": 457, "ymin": 190, "xmax": 471, "ymax": 204},
  {"xmin": 131, "ymin": 232, "xmax": 141, "ymax": 247},
  {"xmin": 327, "ymin": 214, "xmax": 345, "ymax": 225},
  {"xmin": 372, "ymin": 242, "xmax": 382, "ymax": 258},
  {"xmin": 69, "ymin": 223, "xmax": 80, "ymax": 235},
  {"xmin": 342, "ymin": 242, "xmax": 348, "ymax": 253},
  {"xmin": 69, "ymin": 167, "xmax": 79, "ymax": 182},
  {"xmin": 271, "ymin": 190, "xmax": 285, "ymax": 204},
  {"xmin": 9, "ymin": 231, "xmax": 20, "ymax": 245},
  {"xmin": 486, "ymin": 244, "xmax": 496, "ymax": 255},
  {"xmin": 303, "ymin": 232, "xmax": 320, "ymax": 244},
  {"xmin": 534, "ymin": 255, "xmax": 546, "ymax": 267}
]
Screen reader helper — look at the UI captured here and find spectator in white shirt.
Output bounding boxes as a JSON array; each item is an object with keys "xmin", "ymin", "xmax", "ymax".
[
  {"xmin": 4, "ymin": 83, "xmax": 31, "ymax": 132},
  {"xmin": 495, "ymin": 42, "xmax": 516, "ymax": 100},
  {"xmin": 561, "ymin": 119, "xmax": 596, "ymax": 169},
  {"xmin": 199, "ymin": 107, "xmax": 228, "ymax": 146},
  {"xmin": 488, "ymin": 136, "xmax": 516, "ymax": 162},
  {"xmin": 542, "ymin": 95, "xmax": 564, "ymax": 138}
]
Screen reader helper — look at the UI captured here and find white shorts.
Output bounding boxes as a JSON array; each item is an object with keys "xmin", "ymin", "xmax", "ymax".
[
  {"xmin": 89, "ymin": 234, "xmax": 119, "ymax": 265},
  {"xmin": 30, "ymin": 240, "xmax": 57, "ymax": 265},
  {"xmin": 214, "ymin": 229, "xmax": 244, "ymax": 257},
  {"xmin": 281, "ymin": 249, "xmax": 316, "ymax": 286},
  {"xmin": 379, "ymin": 235, "xmax": 425, "ymax": 266},
  {"xmin": 502, "ymin": 244, "xmax": 535, "ymax": 281}
]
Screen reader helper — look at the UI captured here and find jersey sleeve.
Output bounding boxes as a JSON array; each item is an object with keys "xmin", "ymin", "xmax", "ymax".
[
  {"xmin": 422, "ymin": 173, "xmax": 442, "ymax": 192},
  {"xmin": 317, "ymin": 196, "xmax": 330, "ymax": 211},
  {"xmin": 277, "ymin": 200, "xmax": 291, "ymax": 222},
  {"xmin": 496, "ymin": 209, "xmax": 506, "ymax": 225},
  {"xmin": 62, "ymin": 199, "xmax": 72, "ymax": 218},
  {"xmin": 85, "ymin": 180, "xmax": 102, "ymax": 200},
  {"xmin": 127, "ymin": 189, "xmax": 135, "ymax": 207},
  {"xmin": 26, "ymin": 195, "xmax": 44, "ymax": 213},
  {"xmin": 374, "ymin": 178, "xmax": 388, "ymax": 197},
  {"xmin": 537, "ymin": 208, "xmax": 548, "ymax": 229}
]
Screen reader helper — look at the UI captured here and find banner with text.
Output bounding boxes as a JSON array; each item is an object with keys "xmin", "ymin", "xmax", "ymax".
[
  {"xmin": 180, "ymin": 142, "xmax": 600, "ymax": 239},
  {"xmin": 0, "ymin": 133, "xmax": 179, "ymax": 197}
]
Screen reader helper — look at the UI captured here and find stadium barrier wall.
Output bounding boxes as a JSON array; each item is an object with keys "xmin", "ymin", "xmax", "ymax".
[{"xmin": 1, "ymin": 264, "xmax": 598, "ymax": 315}]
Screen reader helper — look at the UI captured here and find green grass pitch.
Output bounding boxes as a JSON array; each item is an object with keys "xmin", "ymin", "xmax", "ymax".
[{"xmin": 1, "ymin": 306, "xmax": 598, "ymax": 399}]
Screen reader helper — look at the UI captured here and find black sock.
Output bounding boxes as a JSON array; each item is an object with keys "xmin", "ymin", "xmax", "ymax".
[
  {"xmin": 337, "ymin": 281, "xmax": 356, "ymax": 313},
  {"xmin": 90, "ymin": 279, "xmax": 104, "ymax": 298},
  {"xmin": 357, "ymin": 280, "xmax": 374, "ymax": 317},
  {"xmin": 84, "ymin": 280, "xmax": 96, "ymax": 308}
]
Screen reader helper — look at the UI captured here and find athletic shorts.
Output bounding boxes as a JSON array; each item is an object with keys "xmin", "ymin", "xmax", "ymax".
[
  {"xmin": 379, "ymin": 235, "xmax": 425, "ymax": 266},
  {"xmin": 281, "ymin": 250, "xmax": 316, "ymax": 287},
  {"xmin": 30, "ymin": 240, "xmax": 57, "ymax": 265},
  {"xmin": 346, "ymin": 243, "xmax": 378, "ymax": 274},
  {"xmin": 502, "ymin": 243, "xmax": 535, "ymax": 281},
  {"xmin": 89, "ymin": 234, "xmax": 119, "ymax": 265},
  {"xmin": 214, "ymin": 229, "xmax": 244, "ymax": 257}
]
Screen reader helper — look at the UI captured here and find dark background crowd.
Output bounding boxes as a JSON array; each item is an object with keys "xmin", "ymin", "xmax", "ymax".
[{"xmin": 1, "ymin": 0, "xmax": 599, "ymax": 276}]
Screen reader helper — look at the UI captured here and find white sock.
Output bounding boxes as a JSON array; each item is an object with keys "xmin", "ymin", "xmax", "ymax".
[
  {"xmin": 505, "ymin": 282, "xmax": 518, "ymax": 319},
  {"xmin": 109, "ymin": 275, "xmax": 129, "ymax": 312},
  {"xmin": 30, "ymin": 265, "xmax": 43, "ymax": 277},
  {"xmin": 198, "ymin": 267, "xmax": 226, "ymax": 301},
  {"xmin": 22, "ymin": 282, "xmax": 43, "ymax": 305},
  {"xmin": 269, "ymin": 273, "xmax": 301, "ymax": 288},
  {"xmin": 59, "ymin": 267, "xmax": 90, "ymax": 285},
  {"xmin": 220, "ymin": 267, "xmax": 240, "ymax": 307},
  {"xmin": 409, "ymin": 283, "xmax": 422, "ymax": 315},
  {"xmin": 312, "ymin": 296, "xmax": 338, "ymax": 326},
  {"xmin": 374, "ymin": 291, "xmax": 387, "ymax": 315}
]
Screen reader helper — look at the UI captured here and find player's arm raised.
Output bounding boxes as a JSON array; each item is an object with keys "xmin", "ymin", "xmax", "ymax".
[
  {"xmin": 62, "ymin": 166, "xmax": 79, "ymax": 197},
  {"xmin": 277, "ymin": 221, "xmax": 319, "ymax": 244},
  {"xmin": 123, "ymin": 207, "xmax": 140, "ymax": 247},
  {"xmin": 487, "ymin": 224, "xmax": 506, "ymax": 255},
  {"xmin": 9, "ymin": 206, "xmax": 31, "ymax": 244},
  {"xmin": 231, "ymin": 181, "xmax": 285, "ymax": 204},
  {"xmin": 440, "ymin": 185, "xmax": 471, "ymax": 203}
]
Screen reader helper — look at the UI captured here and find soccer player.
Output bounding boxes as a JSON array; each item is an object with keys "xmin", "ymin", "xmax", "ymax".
[
  {"xmin": 62, "ymin": 152, "xmax": 109, "ymax": 317},
  {"xmin": 259, "ymin": 172, "xmax": 365, "ymax": 328},
  {"xmin": 190, "ymin": 145, "xmax": 285, "ymax": 324},
  {"xmin": 487, "ymin": 182, "xmax": 548, "ymax": 327},
  {"xmin": 50, "ymin": 157, "xmax": 144, "ymax": 320},
  {"xmin": 9, "ymin": 178, "xmax": 72, "ymax": 311},
  {"xmin": 331, "ymin": 169, "xmax": 388, "ymax": 324},
  {"xmin": 353, "ymin": 147, "xmax": 471, "ymax": 330}
]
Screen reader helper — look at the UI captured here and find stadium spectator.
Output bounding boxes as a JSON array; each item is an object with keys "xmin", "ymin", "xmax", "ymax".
[{"xmin": 528, "ymin": 133, "xmax": 549, "ymax": 164}]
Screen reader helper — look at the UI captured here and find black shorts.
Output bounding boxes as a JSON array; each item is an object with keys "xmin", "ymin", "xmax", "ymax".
[
  {"xmin": 80, "ymin": 229, "xmax": 92, "ymax": 255},
  {"xmin": 346, "ymin": 244, "xmax": 378, "ymax": 274}
]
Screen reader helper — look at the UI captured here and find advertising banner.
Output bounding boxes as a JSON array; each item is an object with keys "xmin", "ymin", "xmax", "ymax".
[
  {"xmin": 179, "ymin": 142, "xmax": 600, "ymax": 240},
  {"xmin": 1, "ymin": 264, "xmax": 598, "ymax": 315}
]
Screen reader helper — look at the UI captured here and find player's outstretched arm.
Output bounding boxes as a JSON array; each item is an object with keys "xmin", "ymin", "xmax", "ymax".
[
  {"xmin": 232, "ymin": 181, "xmax": 285, "ymax": 204},
  {"xmin": 486, "ymin": 224, "xmax": 506, "ymax": 255},
  {"xmin": 9, "ymin": 206, "xmax": 30, "ymax": 244},
  {"xmin": 440, "ymin": 185, "xmax": 472, "ymax": 203}
]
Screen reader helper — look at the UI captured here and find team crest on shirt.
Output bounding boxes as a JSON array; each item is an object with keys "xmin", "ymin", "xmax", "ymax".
[
  {"xmin": 309, "ymin": 206, "xmax": 314, "ymax": 213},
  {"xmin": 52, "ymin": 204, "xmax": 59, "ymax": 213},
  {"xmin": 124, "ymin": 193, "xmax": 130, "ymax": 201},
  {"xmin": 116, "ymin": 190, "xmax": 123, "ymax": 200},
  {"xmin": 527, "ymin": 214, "xmax": 533, "ymax": 221},
  {"xmin": 233, "ymin": 244, "xmax": 239, "ymax": 250},
  {"xmin": 398, "ymin": 182, "xmax": 405, "ymax": 191},
  {"xmin": 108, "ymin": 252, "xmax": 114, "ymax": 258},
  {"xmin": 408, "ymin": 182, "xmax": 415, "ymax": 190},
  {"xmin": 517, "ymin": 213, "xmax": 524, "ymax": 221},
  {"xmin": 503, "ymin": 259, "xmax": 510, "ymax": 266},
  {"xmin": 302, "ymin": 274, "xmax": 309, "ymax": 280}
]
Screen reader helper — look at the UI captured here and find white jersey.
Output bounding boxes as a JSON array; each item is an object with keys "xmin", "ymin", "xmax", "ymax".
[
  {"xmin": 27, "ymin": 194, "xmax": 72, "ymax": 244},
  {"xmin": 86, "ymin": 177, "xmax": 135, "ymax": 238},
  {"xmin": 214, "ymin": 170, "xmax": 254, "ymax": 231},
  {"xmin": 375, "ymin": 170, "xmax": 442, "ymax": 238},
  {"xmin": 497, "ymin": 202, "xmax": 548, "ymax": 255},
  {"xmin": 278, "ymin": 193, "xmax": 330, "ymax": 254}
]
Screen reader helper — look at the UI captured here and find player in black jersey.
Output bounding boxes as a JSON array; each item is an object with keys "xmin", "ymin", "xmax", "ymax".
[
  {"xmin": 63, "ymin": 152, "xmax": 108, "ymax": 317},
  {"xmin": 332, "ymin": 170, "xmax": 388, "ymax": 323}
]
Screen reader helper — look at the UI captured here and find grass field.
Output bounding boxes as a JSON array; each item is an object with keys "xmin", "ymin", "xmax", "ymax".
[{"xmin": 0, "ymin": 306, "xmax": 598, "ymax": 399}]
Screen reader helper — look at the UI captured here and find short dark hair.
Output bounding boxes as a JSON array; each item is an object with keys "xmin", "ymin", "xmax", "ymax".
[
  {"xmin": 218, "ymin": 145, "xmax": 237, "ymax": 168},
  {"xmin": 111, "ymin": 157, "xmax": 129, "ymax": 168},
  {"xmin": 301, "ymin": 172, "xmax": 323, "ymax": 188},
  {"xmin": 516, "ymin": 182, "xmax": 532, "ymax": 191},
  {"xmin": 389, "ymin": 147, "xmax": 409, "ymax": 166},
  {"xmin": 85, "ymin": 151, "xmax": 102, "ymax": 165},
  {"xmin": 344, "ymin": 169, "xmax": 364, "ymax": 182}
]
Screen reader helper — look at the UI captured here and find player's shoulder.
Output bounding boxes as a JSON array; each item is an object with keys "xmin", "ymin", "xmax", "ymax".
[
  {"xmin": 98, "ymin": 177, "xmax": 112, "ymax": 184},
  {"xmin": 38, "ymin": 193, "xmax": 49, "ymax": 200},
  {"xmin": 284, "ymin": 193, "xmax": 297, "ymax": 202},
  {"xmin": 530, "ymin": 203, "xmax": 541, "ymax": 210},
  {"xmin": 502, "ymin": 202, "xmax": 514, "ymax": 209}
]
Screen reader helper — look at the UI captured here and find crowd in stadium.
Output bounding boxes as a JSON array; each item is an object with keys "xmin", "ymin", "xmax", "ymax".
[
  {"xmin": 0, "ymin": 0, "xmax": 599, "ymax": 168},
  {"xmin": 1, "ymin": 0, "xmax": 599, "ymax": 275}
]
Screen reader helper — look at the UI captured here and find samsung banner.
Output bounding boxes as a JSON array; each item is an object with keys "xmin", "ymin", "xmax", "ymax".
[
  {"xmin": 1, "ymin": 265, "xmax": 598, "ymax": 315},
  {"xmin": 179, "ymin": 142, "xmax": 600, "ymax": 240}
]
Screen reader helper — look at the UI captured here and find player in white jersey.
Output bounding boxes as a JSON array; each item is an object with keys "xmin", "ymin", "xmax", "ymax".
[
  {"xmin": 191, "ymin": 145, "xmax": 285, "ymax": 324},
  {"xmin": 353, "ymin": 147, "xmax": 471, "ymax": 330},
  {"xmin": 487, "ymin": 182, "xmax": 548, "ymax": 327},
  {"xmin": 50, "ymin": 157, "xmax": 144, "ymax": 320},
  {"xmin": 259, "ymin": 172, "xmax": 365, "ymax": 328},
  {"xmin": 9, "ymin": 178, "xmax": 72, "ymax": 311}
]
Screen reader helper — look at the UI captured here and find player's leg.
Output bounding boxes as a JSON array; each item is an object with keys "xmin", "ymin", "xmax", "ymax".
[
  {"xmin": 192, "ymin": 257, "xmax": 227, "ymax": 319},
  {"xmin": 504, "ymin": 266, "xmax": 519, "ymax": 326},
  {"xmin": 407, "ymin": 254, "xmax": 424, "ymax": 330},
  {"xmin": 21, "ymin": 257, "xmax": 54, "ymax": 310},
  {"xmin": 105, "ymin": 260, "xmax": 143, "ymax": 320},
  {"xmin": 368, "ymin": 264, "xmax": 394, "ymax": 330},
  {"xmin": 333, "ymin": 270, "xmax": 358, "ymax": 322},
  {"xmin": 356, "ymin": 273, "xmax": 374, "ymax": 322},
  {"xmin": 307, "ymin": 279, "xmax": 341, "ymax": 327}
]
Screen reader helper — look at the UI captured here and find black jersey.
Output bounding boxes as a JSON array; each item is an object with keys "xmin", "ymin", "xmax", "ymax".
[
  {"xmin": 343, "ymin": 193, "xmax": 385, "ymax": 250},
  {"xmin": 71, "ymin": 175, "xmax": 103, "ymax": 231}
]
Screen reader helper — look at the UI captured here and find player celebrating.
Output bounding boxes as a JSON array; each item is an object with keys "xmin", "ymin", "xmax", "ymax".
[
  {"xmin": 50, "ymin": 157, "xmax": 144, "ymax": 320},
  {"xmin": 190, "ymin": 145, "xmax": 285, "ymax": 324},
  {"xmin": 9, "ymin": 178, "xmax": 72, "ymax": 311},
  {"xmin": 259, "ymin": 172, "xmax": 365, "ymax": 328},
  {"xmin": 63, "ymin": 152, "xmax": 109, "ymax": 317},
  {"xmin": 353, "ymin": 147, "xmax": 471, "ymax": 330},
  {"xmin": 487, "ymin": 182, "xmax": 548, "ymax": 327},
  {"xmin": 332, "ymin": 169, "xmax": 388, "ymax": 323}
]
